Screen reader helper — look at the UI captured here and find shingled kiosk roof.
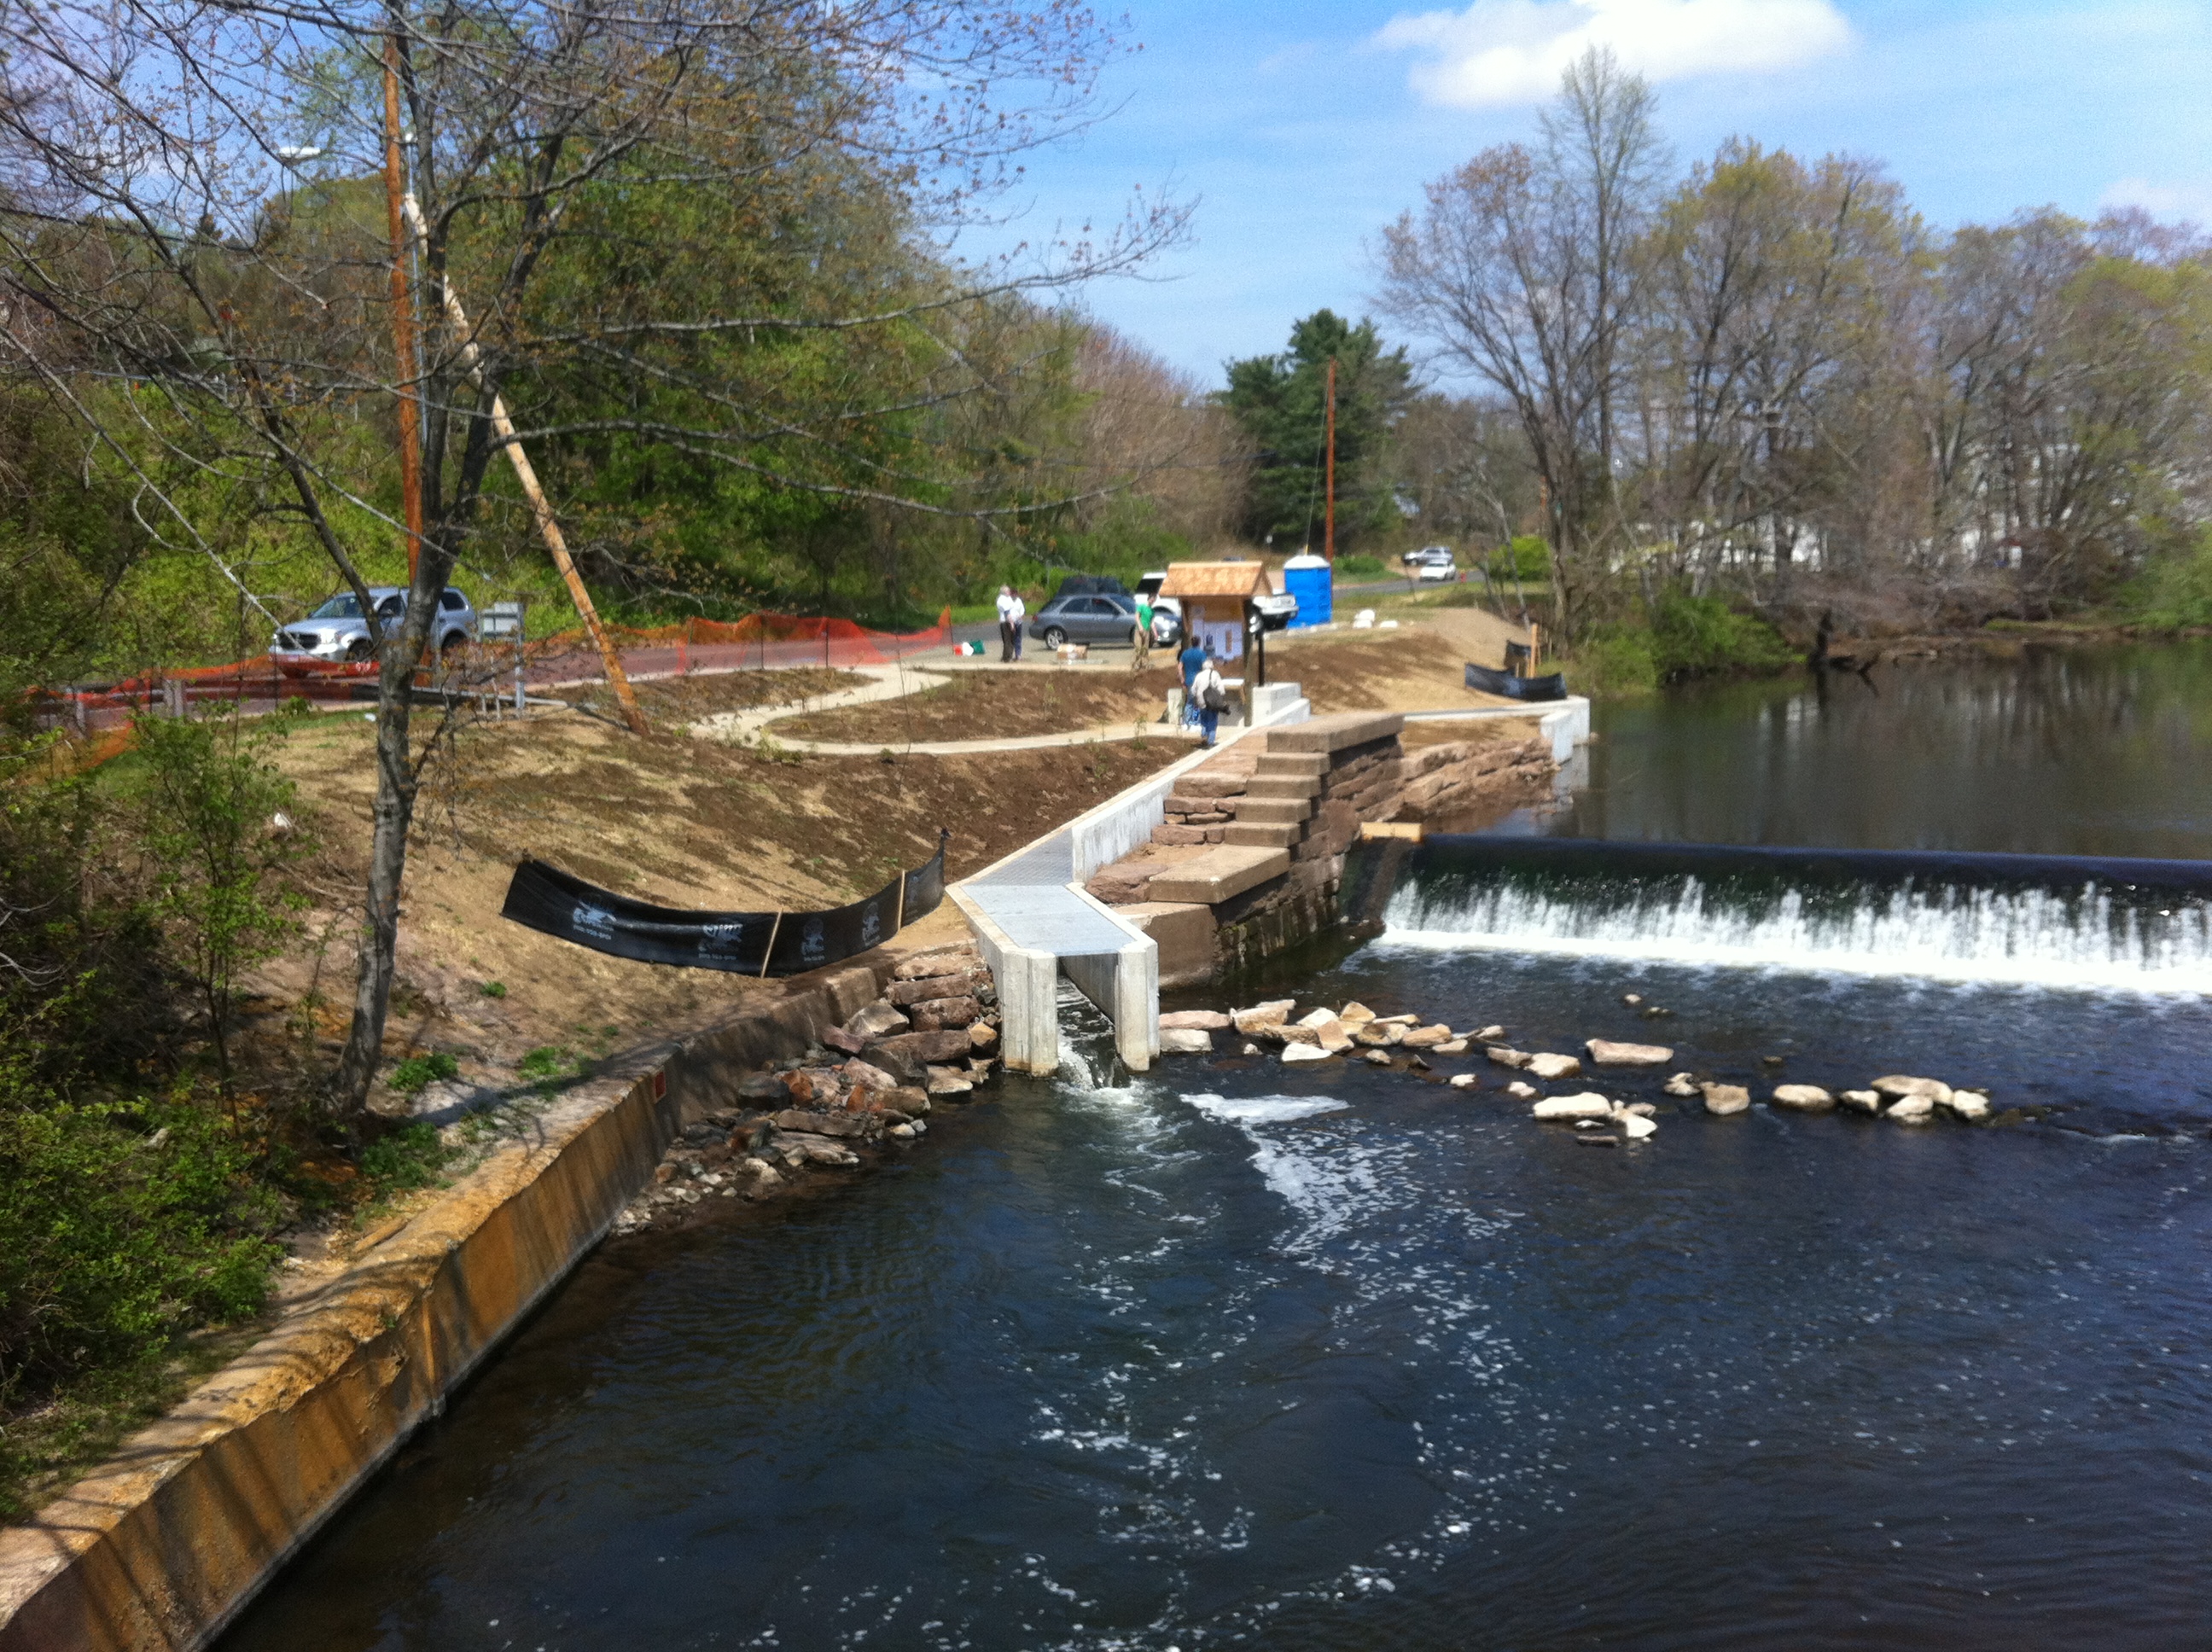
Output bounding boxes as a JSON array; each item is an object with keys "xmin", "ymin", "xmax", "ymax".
[{"xmin": 1157, "ymin": 561, "xmax": 1271, "ymax": 599}]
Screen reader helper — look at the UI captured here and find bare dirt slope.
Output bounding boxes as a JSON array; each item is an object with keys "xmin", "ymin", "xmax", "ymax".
[{"xmin": 264, "ymin": 707, "xmax": 1181, "ymax": 1073}]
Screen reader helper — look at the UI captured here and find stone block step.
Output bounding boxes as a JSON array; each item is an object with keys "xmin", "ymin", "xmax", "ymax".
[
  {"xmin": 1232, "ymin": 795, "xmax": 1312, "ymax": 826},
  {"xmin": 1245, "ymin": 773, "xmax": 1322, "ymax": 800},
  {"xmin": 1266, "ymin": 711, "xmax": 1405, "ymax": 755},
  {"xmin": 1224, "ymin": 821, "xmax": 1301, "ymax": 848},
  {"xmin": 1144, "ymin": 845, "xmax": 1291, "ymax": 905},
  {"xmin": 1254, "ymin": 750, "xmax": 1328, "ymax": 777}
]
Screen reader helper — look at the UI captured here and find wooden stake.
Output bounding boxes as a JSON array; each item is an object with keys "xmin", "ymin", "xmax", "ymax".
[
  {"xmin": 381, "ymin": 38, "xmax": 422, "ymax": 580},
  {"xmin": 399, "ymin": 197, "xmax": 649, "ymax": 735},
  {"xmin": 759, "ymin": 912, "xmax": 783, "ymax": 978}
]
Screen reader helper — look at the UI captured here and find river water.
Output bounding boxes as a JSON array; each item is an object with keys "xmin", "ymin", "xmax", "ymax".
[{"xmin": 224, "ymin": 644, "xmax": 2212, "ymax": 1651}]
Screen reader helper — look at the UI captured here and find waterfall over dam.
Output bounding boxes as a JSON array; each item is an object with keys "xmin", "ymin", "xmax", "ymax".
[{"xmin": 1380, "ymin": 836, "xmax": 2212, "ymax": 993}]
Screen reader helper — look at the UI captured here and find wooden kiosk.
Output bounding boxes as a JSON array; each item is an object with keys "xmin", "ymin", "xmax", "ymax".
[{"xmin": 1158, "ymin": 561, "xmax": 1268, "ymax": 671}]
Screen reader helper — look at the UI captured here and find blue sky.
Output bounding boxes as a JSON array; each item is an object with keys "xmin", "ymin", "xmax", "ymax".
[{"xmin": 970, "ymin": 1, "xmax": 2212, "ymax": 387}]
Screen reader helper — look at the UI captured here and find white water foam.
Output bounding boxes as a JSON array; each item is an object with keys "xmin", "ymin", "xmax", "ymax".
[
  {"xmin": 1382, "ymin": 877, "xmax": 2212, "ymax": 994},
  {"xmin": 1181, "ymin": 1093, "xmax": 1348, "ymax": 1126}
]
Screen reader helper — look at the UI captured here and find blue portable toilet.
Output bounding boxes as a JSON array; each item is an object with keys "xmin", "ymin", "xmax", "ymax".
[{"xmin": 1281, "ymin": 553, "xmax": 1332, "ymax": 628}]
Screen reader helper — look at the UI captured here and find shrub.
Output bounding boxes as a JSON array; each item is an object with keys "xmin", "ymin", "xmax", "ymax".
[
  {"xmin": 1649, "ymin": 588, "xmax": 1797, "ymax": 678},
  {"xmin": 0, "ymin": 1096, "xmax": 282, "ymax": 1415},
  {"xmin": 1566, "ymin": 626, "xmax": 1660, "ymax": 695},
  {"xmin": 1336, "ymin": 553, "xmax": 1386, "ymax": 577},
  {"xmin": 358, "ymin": 1122, "xmax": 449, "ymax": 1194},
  {"xmin": 388, "ymin": 1052, "xmax": 459, "ymax": 1095},
  {"xmin": 1505, "ymin": 535, "xmax": 1551, "ymax": 579},
  {"xmin": 129, "ymin": 707, "xmax": 309, "ymax": 1079},
  {"xmin": 2121, "ymin": 531, "xmax": 2212, "ymax": 629},
  {"xmin": 478, "ymin": 980, "xmax": 507, "ymax": 999}
]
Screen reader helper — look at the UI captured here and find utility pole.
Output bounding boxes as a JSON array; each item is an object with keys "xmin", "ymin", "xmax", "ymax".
[
  {"xmin": 381, "ymin": 33, "xmax": 422, "ymax": 579},
  {"xmin": 1324, "ymin": 357, "xmax": 1337, "ymax": 564}
]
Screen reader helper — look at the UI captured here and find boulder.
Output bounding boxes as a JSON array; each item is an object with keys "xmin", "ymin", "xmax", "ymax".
[
  {"xmin": 1400, "ymin": 1024, "xmax": 1456, "ymax": 1049},
  {"xmin": 1839, "ymin": 1089, "xmax": 1883, "ymax": 1114},
  {"xmin": 887, "ymin": 973, "xmax": 984, "ymax": 1006},
  {"xmin": 1433, "ymin": 1039, "xmax": 1468, "ymax": 1055},
  {"xmin": 1621, "ymin": 993, "xmax": 1643, "ymax": 1006},
  {"xmin": 1662, "ymin": 1073, "xmax": 1699, "ymax": 1098},
  {"xmin": 1231, "ymin": 998, "xmax": 1296, "ymax": 1032},
  {"xmin": 1771, "ymin": 1084, "xmax": 1836, "ymax": 1112},
  {"xmin": 769, "ymin": 1108, "xmax": 871, "ymax": 1139},
  {"xmin": 859, "ymin": 1040, "xmax": 923, "ymax": 1083},
  {"xmin": 1281, "ymin": 1042, "xmax": 1334, "ymax": 1064},
  {"xmin": 1534, "ymin": 1092, "xmax": 1615, "ymax": 1121},
  {"xmin": 1700, "ymin": 1083, "xmax": 1751, "ymax": 1116},
  {"xmin": 1311, "ymin": 1018, "xmax": 1354, "ymax": 1052},
  {"xmin": 1485, "ymin": 1045, "xmax": 1532, "ymax": 1069},
  {"xmin": 1475, "ymin": 1025, "xmax": 1505, "ymax": 1041},
  {"xmin": 1872, "ymin": 1074, "xmax": 1953, "ymax": 1107},
  {"xmin": 909, "ymin": 995, "xmax": 981, "ymax": 1032},
  {"xmin": 1886, "ymin": 1093, "xmax": 1936, "ymax": 1125},
  {"xmin": 1586, "ymin": 1038, "xmax": 1674, "ymax": 1067},
  {"xmin": 845, "ymin": 1001, "xmax": 911, "ymax": 1041},
  {"xmin": 882, "ymin": 1086, "xmax": 930, "ymax": 1116},
  {"xmin": 1619, "ymin": 1112, "xmax": 1658, "ymax": 1140},
  {"xmin": 1528, "ymin": 1053, "xmax": 1583, "ymax": 1081},
  {"xmin": 1296, "ymin": 1007, "xmax": 1340, "ymax": 1029},
  {"xmin": 1338, "ymin": 1001, "xmax": 1378, "ymax": 1024},
  {"xmin": 1159, "ymin": 1027, "xmax": 1214, "ymax": 1056},
  {"xmin": 968, "ymin": 1021, "xmax": 999, "ymax": 1050},
  {"xmin": 1505, "ymin": 1080, "xmax": 1539, "ymax": 1099},
  {"xmin": 1371, "ymin": 1014, "xmax": 1419, "ymax": 1027},
  {"xmin": 1364, "ymin": 1049, "xmax": 1393, "ymax": 1066},
  {"xmin": 821, "ymin": 1025, "xmax": 867, "ymax": 1056},
  {"xmin": 1354, "ymin": 1023, "xmax": 1405, "ymax": 1047},
  {"xmin": 1085, "ymin": 865, "xmax": 1154, "ymax": 905},
  {"xmin": 1943, "ymin": 1089, "xmax": 1992, "ymax": 1121},
  {"xmin": 841, "ymin": 1058, "xmax": 902, "ymax": 1093},
  {"xmin": 737, "ymin": 1071, "xmax": 789, "ymax": 1102},
  {"xmin": 892, "ymin": 947, "xmax": 979, "ymax": 980},
  {"xmin": 1275, "ymin": 1022, "xmax": 1321, "ymax": 1046},
  {"xmin": 923, "ymin": 1066, "xmax": 973, "ymax": 1096},
  {"xmin": 1160, "ymin": 1009, "xmax": 1231, "ymax": 1031},
  {"xmin": 1449, "ymin": 1073, "xmax": 1479, "ymax": 1090}
]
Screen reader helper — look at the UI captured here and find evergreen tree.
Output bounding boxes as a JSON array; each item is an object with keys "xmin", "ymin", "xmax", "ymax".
[{"xmin": 1220, "ymin": 311, "xmax": 1413, "ymax": 551}]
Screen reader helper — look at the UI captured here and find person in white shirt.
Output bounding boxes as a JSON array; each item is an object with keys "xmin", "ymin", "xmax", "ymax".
[
  {"xmin": 995, "ymin": 585, "xmax": 1020, "ymax": 662},
  {"xmin": 1190, "ymin": 651, "xmax": 1228, "ymax": 746},
  {"xmin": 1006, "ymin": 590, "xmax": 1027, "ymax": 660}
]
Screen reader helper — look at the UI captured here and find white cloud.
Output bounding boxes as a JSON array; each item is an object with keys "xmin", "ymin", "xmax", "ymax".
[
  {"xmin": 2102, "ymin": 176, "xmax": 2212, "ymax": 224},
  {"xmin": 1373, "ymin": 0, "xmax": 1853, "ymax": 108}
]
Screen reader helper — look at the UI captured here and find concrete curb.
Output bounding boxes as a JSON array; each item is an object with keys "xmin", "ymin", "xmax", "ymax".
[{"xmin": 0, "ymin": 952, "xmax": 910, "ymax": 1652}]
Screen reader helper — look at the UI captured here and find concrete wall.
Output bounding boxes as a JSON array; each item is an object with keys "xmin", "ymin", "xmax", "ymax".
[
  {"xmin": 1055, "ymin": 886, "xmax": 1160, "ymax": 1072},
  {"xmin": 946, "ymin": 889, "xmax": 1061, "ymax": 1076},
  {"xmin": 0, "ymin": 953, "xmax": 911, "ymax": 1652}
]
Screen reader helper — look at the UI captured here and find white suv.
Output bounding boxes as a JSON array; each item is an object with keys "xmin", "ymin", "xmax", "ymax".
[{"xmin": 270, "ymin": 586, "xmax": 478, "ymax": 672}]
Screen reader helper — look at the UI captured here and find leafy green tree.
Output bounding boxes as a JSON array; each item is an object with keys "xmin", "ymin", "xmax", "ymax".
[
  {"xmin": 130, "ymin": 709, "xmax": 309, "ymax": 1083},
  {"xmin": 1221, "ymin": 311, "xmax": 1413, "ymax": 551}
]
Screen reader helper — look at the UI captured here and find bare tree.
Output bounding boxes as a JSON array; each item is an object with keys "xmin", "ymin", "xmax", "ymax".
[{"xmin": 1377, "ymin": 45, "xmax": 1664, "ymax": 635}]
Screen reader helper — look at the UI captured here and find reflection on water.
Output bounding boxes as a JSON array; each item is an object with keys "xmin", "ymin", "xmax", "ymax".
[{"xmin": 1525, "ymin": 641, "xmax": 2212, "ymax": 857}]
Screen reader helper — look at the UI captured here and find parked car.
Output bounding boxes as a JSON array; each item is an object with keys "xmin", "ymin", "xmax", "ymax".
[
  {"xmin": 1252, "ymin": 588, "xmax": 1298, "ymax": 630},
  {"xmin": 270, "ymin": 585, "xmax": 477, "ymax": 670},
  {"xmin": 1051, "ymin": 573, "xmax": 1130, "ymax": 602},
  {"xmin": 1028, "ymin": 590, "xmax": 1143, "ymax": 649},
  {"xmin": 1403, "ymin": 544, "xmax": 1459, "ymax": 583}
]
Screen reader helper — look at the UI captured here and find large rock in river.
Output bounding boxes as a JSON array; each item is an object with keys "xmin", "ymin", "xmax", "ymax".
[
  {"xmin": 1533, "ymin": 1092, "xmax": 1615, "ymax": 1120},
  {"xmin": 1700, "ymin": 1083, "xmax": 1751, "ymax": 1116},
  {"xmin": 1872, "ymin": 1073, "xmax": 1953, "ymax": 1107},
  {"xmin": 1528, "ymin": 1052, "xmax": 1583, "ymax": 1081},
  {"xmin": 1586, "ymin": 1038, "xmax": 1674, "ymax": 1067},
  {"xmin": 1771, "ymin": 1084, "xmax": 1836, "ymax": 1112},
  {"xmin": 1159, "ymin": 1027, "xmax": 1213, "ymax": 1055}
]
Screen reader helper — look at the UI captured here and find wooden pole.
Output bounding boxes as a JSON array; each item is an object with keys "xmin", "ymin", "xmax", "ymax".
[
  {"xmin": 381, "ymin": 38, "xmax": 422, "ymax": 580},
  {"xmin": 399, "ymin": 197, "xmax": 649, "ymax": 735},
  {"xmin": 1324, "ymin": 357, "xmax": 1336, "ymax": 564}
]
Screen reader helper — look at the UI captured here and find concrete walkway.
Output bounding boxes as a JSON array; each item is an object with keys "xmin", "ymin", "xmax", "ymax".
[{"xmin": 689, "ymin": 660, "xmax": 1216, "ymax": 757}]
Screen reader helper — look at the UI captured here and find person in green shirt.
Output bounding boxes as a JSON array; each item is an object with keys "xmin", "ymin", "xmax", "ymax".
[{"xmin": 1132, "ymin": 594, "xmax": 1154, "ymax": 668}]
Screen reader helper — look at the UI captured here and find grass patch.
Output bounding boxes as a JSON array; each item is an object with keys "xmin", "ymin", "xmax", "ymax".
[{"xmin": 388, "ymin": 1051, "xmax": 459, "ymax": 1095}]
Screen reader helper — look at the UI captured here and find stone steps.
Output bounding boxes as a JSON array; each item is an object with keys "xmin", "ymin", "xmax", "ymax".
[
  {"xmin": 1244, "ymin": 773, "xmax": 1322, "ymax": 800},
  {"xmin": 1224, "ymin": 821, "xmax": 1301, "ymax": 848},
  {"xmin": 1144, "ymin": 845, "xmax": 1291, "ymax": 905},
  {"xmin": 1232, "ymin": 795, "xmax": 1312, "ymax": 826}
]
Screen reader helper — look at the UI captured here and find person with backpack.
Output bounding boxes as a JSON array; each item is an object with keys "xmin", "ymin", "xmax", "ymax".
[
  {"xmin": 1190, "ymin": 650, "xmax": 1229, "ymax": 747},
  {"xmin": 1179, "ymin": 636, "xmax": 1207, "ymax": 725}
]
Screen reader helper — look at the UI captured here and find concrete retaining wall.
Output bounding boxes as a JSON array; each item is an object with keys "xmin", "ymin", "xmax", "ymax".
[{"xmin": 0, "ymin": 954, "xmax": 908, "ymax": 1652}]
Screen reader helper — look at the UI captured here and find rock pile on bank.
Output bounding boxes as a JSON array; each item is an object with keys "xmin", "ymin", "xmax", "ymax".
[
  {"xmin": 1153, "ymin": 995, "xmax": 2006, "ymax": 1143},
  {"xmin": 613, "ymin": 940, "xmax": 1002, "ymax": 1232}
]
